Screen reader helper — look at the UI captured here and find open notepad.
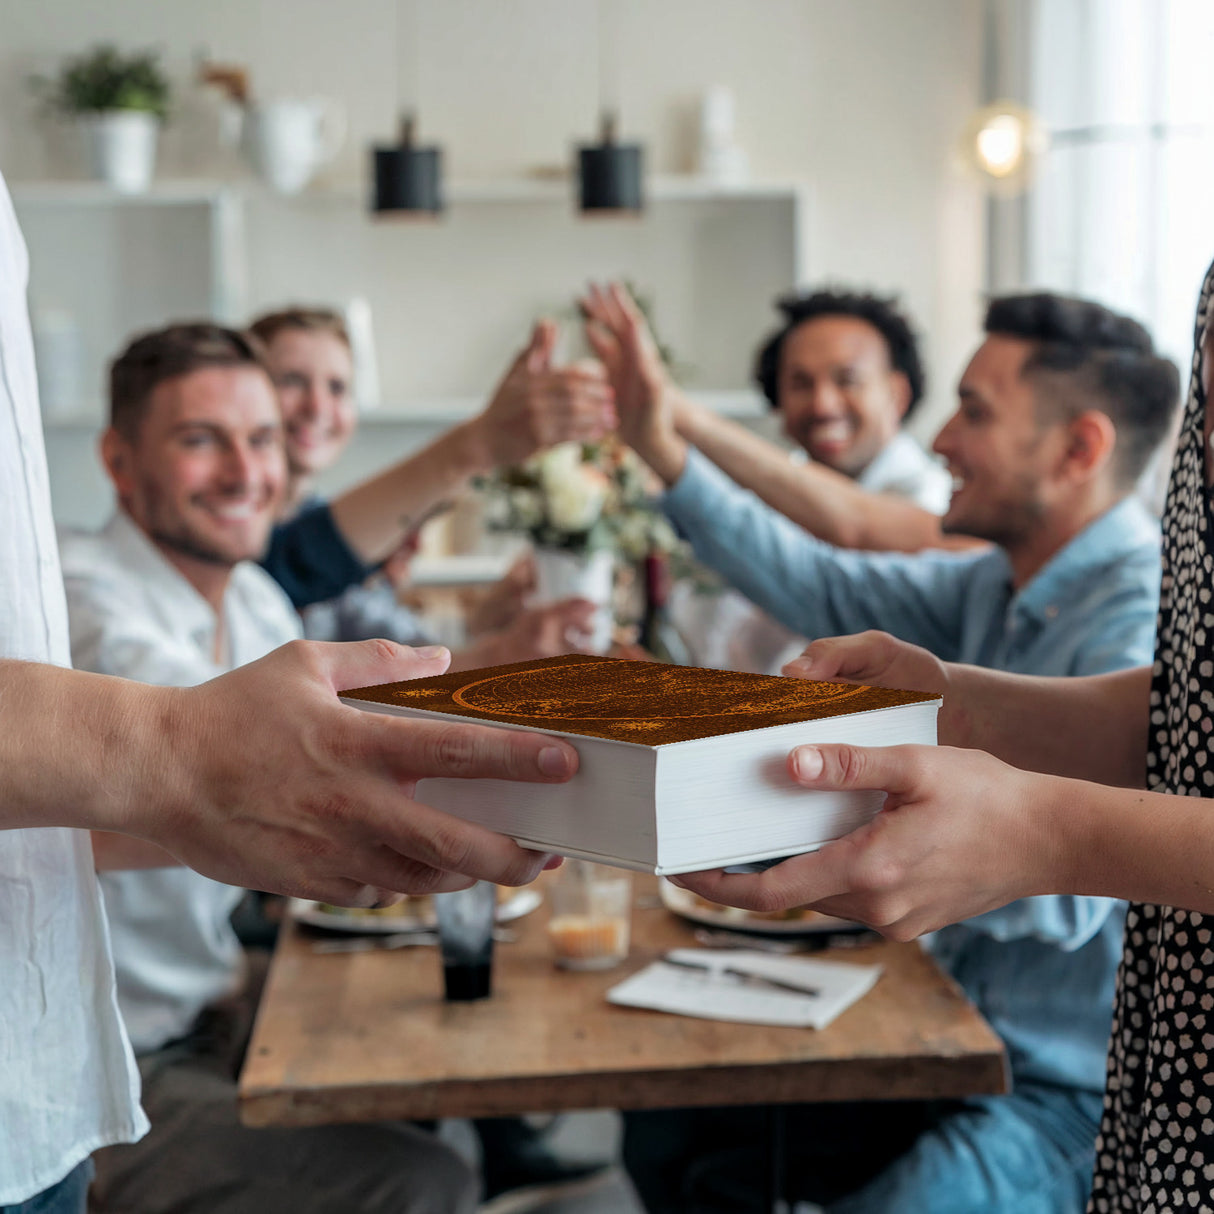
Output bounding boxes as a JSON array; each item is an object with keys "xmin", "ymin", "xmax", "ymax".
[
  {"xmin": 342, "ymin": 655, "xmax": 940, "ymax": 874},
  {"xmin": 607, "ymin": 949, "xmax": 883, "ymax": 1029}
]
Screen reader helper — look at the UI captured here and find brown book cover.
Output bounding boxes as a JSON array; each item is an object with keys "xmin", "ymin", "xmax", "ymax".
[{"xmin": 343, "ymin": 654, "xmax": 939, "ymax": 746}]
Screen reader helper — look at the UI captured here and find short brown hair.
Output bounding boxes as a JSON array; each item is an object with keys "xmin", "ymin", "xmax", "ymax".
[
  {"xmin": 109, "ymin": 322, "xmax": 271, "ymax": 440},
  {"xmin": 247, "ymin": 306, "xmax": 351, "ymax": 351}
]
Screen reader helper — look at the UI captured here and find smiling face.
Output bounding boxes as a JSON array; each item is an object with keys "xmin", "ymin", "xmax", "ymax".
[
  {"xmin": 263, "ymin": 327, "xmax": 356, "ymax": 479},
  {"xmin": 104, "ymin": 365, "xmax": 286, "ymax": 587},
  {"xmin": 776, "ymin": 315, "xmax": 912, "ymax": 477},
  {"xmin": 932, "ymin": 335, "xmax": 1068, "ymax": 548}
]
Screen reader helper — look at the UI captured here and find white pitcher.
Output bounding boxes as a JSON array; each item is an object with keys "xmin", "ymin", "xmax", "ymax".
[{"xmin": 242, "ymin": 98, "xmax": 345, "ymax": 194}]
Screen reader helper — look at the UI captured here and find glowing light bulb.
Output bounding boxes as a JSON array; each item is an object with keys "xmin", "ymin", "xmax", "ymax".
[{"xmin": 976, "ymin": 114, "xmax": 1025, "ymax": 177}]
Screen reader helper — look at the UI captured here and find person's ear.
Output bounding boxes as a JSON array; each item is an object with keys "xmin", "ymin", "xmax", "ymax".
[
  {"xmin": 100, "ymin": 427, "xmax": 136, "ymax": 498},
  {"xmin": 1062, "ymin": 410, "xmax": 1116, "ymax": 480},
  {"xmin": 888, "ymin": 371, "xmax": 912, "ymax": 423}
]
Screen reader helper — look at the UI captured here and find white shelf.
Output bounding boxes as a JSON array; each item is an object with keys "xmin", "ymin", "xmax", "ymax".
[
  {"xmin": 408, "ymin": 551, "xmax": 523, "ymax": 587},
  {"xmin": 12, "ymin": 174, "xmax": 806, "ymax": 208},
  {"xmin": 42, "ymin": 388, "xmax": 767, "ymax": 431},
  {"xmin": 10, "ymin": 178, "xmax": 238, "ymax": 206}
]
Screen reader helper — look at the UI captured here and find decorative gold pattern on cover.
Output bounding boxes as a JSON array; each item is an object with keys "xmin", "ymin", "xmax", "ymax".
[{"xmin": 344, "ymin": 655, "xmax": 939, "ymax": 745}]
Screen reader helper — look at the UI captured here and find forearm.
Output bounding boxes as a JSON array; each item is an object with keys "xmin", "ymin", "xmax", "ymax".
[
  {"xmin": 676, "ymin": 394, "xmax": 959, "ymax": 553},
  {"xmin": 1046, "ymin": 773, "xmax": 1214, "ymax": 912},
  {"xmin": 943, "ymin": 662, "xmax": 1151, "ymax": 785},
  {"xmin": 328, "ymin": 420, "xmax": 491, "ymax": 564},
  {"xmin": 0, "ymin": 660, "xmax": 188, "ymax": 834}
]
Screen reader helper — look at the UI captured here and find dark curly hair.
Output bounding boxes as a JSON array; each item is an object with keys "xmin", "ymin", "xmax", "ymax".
[
  {"xmin": 985, "ymin": 293, "xmax": 1180, "ymax": 489},
  {"xmin": 754, "ymin": 288, "xmax": 926, "ymax": 419}
]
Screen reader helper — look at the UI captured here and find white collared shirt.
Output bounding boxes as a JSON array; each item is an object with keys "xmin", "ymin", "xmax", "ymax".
[
  {"xmin": 59, "ymin": 511, "xmax": 302, "ymax": 1053},
  {"xmin": 0, "ymin": 171, "xmax": 147, "ymax": 1204},
  {"xmin": 855, "ymin": 429, "xmax": 953, "ymax": 514}
]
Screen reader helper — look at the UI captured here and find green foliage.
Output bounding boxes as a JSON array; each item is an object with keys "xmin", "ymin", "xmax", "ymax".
[{"xmin": 32, "ymin": 45, "xmax": 171, "ymax": 120}]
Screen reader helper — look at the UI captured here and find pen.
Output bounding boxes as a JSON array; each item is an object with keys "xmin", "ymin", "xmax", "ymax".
[{"xmin": 661, "ymin": 954, "xmax": 819, "ymax": 997}]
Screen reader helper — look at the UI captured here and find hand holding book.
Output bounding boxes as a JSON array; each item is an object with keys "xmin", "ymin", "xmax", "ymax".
[{"xmin": 669, "ymin": 741, "xmax": 1059, "ymax": 942}]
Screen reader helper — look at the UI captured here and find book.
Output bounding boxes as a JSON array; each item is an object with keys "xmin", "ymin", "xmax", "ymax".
[{"xmin": 341, "ymin": 654, "xmax": 941, "ymax": 875}]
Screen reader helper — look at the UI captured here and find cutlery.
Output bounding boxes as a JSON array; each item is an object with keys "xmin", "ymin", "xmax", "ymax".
[
  {"xmin": 312, "ymin": 932, "xmax": 438, "ymax": 954},
  {"xmin": 311, "ymin": 927, "xmax": 518, "ymax": 955},
  {"xmin": 661, "ymin": 953, "xmax": 819, "ymax": 997}
]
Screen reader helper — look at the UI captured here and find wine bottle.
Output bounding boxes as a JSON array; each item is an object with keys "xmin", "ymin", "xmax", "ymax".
[{"xmin": 638, "ymin": 552, "xmax": 693, "ymax": 665}]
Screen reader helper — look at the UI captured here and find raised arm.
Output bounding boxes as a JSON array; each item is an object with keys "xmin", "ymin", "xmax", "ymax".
[
  {"xmin": 328, "ymin": 321, "xmax": 617, "ymax": 564},
  {"xmin": 583, "ymin": 281, "xmax": 974, "ymax": 553},
  {"xmin": 0, "ymin": 641, "xmax": 579, "ymax": 902},
  {"xmin": 673, "ymin": 395, "xmax": 976, "ymax": 553}
]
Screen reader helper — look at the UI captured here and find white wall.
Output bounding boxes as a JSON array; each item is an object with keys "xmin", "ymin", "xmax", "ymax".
[{"xmin": 1, "ymin": 0, "xmax": 987, "ymax": 518}]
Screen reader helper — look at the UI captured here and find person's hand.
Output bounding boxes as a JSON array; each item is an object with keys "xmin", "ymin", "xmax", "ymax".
[
  {"xmin": 380, "ymin": 528, "xmax": 424, "ymax": 591},
  {"xmin": 471, "ymin": 320, "xmax": 617, "ymax": 466},
  {"xmin": 457, "ymin": 598, "xmax": 599, "ymax": 669},
  {"xmin": 782, "ymin": 631, "xmax": 962, "ymax": 742},
  {"xmin": 782, "ymin": 630, "xmax": 949, "ymax": 696},
  {"xmin": 580, "ymin": 282, "xmax": 687, "ymax": 484},
  {"xmin": 672, "ymin": 742, "xmax": 1052, "ymax": 941},
  {"xmin": 465, "ymin": 553, "xmax": 536, "ymax": 637},
  {"xmin": 131, "ymin": 639, "xmax": 579, "ymax": 905}
]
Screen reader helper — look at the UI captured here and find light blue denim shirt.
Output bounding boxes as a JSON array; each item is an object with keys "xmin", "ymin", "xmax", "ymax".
[{"xmin": 664, "ymin": 448, "xmax": 1163, "ymax": 1093}]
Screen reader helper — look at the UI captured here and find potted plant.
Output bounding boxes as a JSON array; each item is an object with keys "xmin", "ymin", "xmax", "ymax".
[{"xmin": 32, "ymin": 45, "xmax": 171, "ymax": 194}]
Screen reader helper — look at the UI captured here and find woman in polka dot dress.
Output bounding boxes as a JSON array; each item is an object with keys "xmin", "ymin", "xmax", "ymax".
[{"xmin": 674, "ymin": 258, "xmax": 1214, "ymax": 1212}]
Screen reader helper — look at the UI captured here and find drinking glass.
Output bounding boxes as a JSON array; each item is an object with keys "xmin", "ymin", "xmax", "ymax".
[
  {"xmin": 434, "ymin": 881, "xmax": 496, "ymax": 1000},
  {"xmin": 547, "ymin": 861, "xmax": 632, "ymax": 970}
]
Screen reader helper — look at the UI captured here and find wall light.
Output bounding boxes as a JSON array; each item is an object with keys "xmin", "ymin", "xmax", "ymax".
[{"xmin": 960, "ymin": 100, "xmax": 1046, "ymax": 193}]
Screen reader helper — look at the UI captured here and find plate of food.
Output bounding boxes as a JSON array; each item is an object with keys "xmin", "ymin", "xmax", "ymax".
[
  {"xmin": 658, "ymin": 877, "xmax": 862, "ymax": 936},
  {"xmin": 290, "ymin": 886, "xmax": 542, "ymax": 935}
]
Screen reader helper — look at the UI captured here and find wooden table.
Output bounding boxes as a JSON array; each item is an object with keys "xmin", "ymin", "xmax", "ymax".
[{"xmin": 239, "ymin": 877, "xmax": 1007, "ymax": 1129}]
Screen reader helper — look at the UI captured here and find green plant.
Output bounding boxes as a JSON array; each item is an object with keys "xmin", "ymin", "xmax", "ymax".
[{"xmin": 31, "ymin": 45, "xmax": 171, "ymax": 120}]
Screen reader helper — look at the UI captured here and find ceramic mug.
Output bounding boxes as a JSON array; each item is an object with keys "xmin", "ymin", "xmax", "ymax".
[{"xmin": 242, "ymin": 98, "xmax": 345, "ymax": 194}]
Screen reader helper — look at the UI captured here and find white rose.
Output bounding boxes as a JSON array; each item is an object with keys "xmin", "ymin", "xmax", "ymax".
[
  {"xmin": 536, "ymin": 442, "xmax": 583, "ymax": 487},
  {"xmin": 547, "ymin": 468, "xmax": 609, "ymax": 532}
]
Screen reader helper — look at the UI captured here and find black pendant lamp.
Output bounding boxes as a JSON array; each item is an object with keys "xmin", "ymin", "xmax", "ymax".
[
  {"xmin": 373, "ymin": 113, "xmax": 443, "ymax": 216},
  {"xmin": 578, "ymin": 110, "xmax": 643, "ymax": 214},
  {"xmin": 371, "ymin": 1, "xmax": 442, "ymax": 217}
]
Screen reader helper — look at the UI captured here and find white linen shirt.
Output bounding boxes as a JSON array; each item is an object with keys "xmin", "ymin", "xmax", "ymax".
[
  {"xmin": 60, "ymin": 511, "xmax": 303, "ymax": 1054},
  {"xmin": 0, "ymin": 171, "xmax": 147, "ymax": 1204}
]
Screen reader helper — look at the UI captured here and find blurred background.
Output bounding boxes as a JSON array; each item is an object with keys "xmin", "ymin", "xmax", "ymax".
[{"xmin": 3, "ymin": 0, "xmax": 1212, "ymax": 530}]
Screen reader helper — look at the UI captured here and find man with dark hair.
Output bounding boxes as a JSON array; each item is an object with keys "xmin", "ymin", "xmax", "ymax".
[
  {"xmin": 753, "ymin": 287, "xmax": 929, "ymax": 474},
  {"xmin": 594, "ymin": 289, "xmax": 1180, "ymax": 1212},
  {"xmin": 60, "ymin": 322, "xmax": 483, "ymax": 1214}
]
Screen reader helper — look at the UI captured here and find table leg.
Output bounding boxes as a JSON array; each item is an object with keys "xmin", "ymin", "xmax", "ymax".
[{"xmin": 769, "ymin": 1104, "xmax": 790, "ymax": 1214}]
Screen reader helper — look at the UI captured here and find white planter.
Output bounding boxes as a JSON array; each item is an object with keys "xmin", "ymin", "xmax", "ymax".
[
  {"xmin": 81, "ymin": 111, "xmax": 159, "ymax": 194},
  {"xmin": 531, "ymin": 547, "xmax": 615, "ymax": 654}
]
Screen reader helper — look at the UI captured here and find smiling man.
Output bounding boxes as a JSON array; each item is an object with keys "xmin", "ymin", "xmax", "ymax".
[
  {"xmin": 58, "ymin": 324, "xmax": 479, "ymax": 1214},
  {"xmin": 606, "ymin": 294, "xmax": 1183, "ymax": 1214}
]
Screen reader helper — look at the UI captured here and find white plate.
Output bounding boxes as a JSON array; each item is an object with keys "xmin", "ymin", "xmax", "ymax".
[
  {"xmin": 290, "ymin": 887, "xmax": 543, "ymax": 935},
  {"xmin": 658, "ymin": 878, "xmax": 862, "ymax": 936}
]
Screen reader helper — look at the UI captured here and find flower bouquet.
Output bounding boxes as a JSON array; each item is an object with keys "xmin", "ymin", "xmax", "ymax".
[{"xmin": 476, "ymin": 437, "xmax": 681, "ymax": 651}]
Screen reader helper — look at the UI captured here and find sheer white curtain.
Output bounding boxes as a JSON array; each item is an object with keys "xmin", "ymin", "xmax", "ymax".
[{"xmin": 1022, "ymin": 0, "xmax": 1214, "ymax": 370}]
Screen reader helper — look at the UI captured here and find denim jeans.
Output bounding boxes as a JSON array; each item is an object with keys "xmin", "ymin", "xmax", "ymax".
[
  {"xmin": 1, "ymin": 1161, "xmax": 93, "ymax": 1214},
  {"xmin": 623, "ymin": 1083, "xmax": 1104, "ymax": 1214}
]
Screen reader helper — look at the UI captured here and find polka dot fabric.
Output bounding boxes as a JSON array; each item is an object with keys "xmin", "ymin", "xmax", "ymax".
[{"xmin": 1089, "ymin": 258, "xmax": 1214, "ymax": 1213}]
